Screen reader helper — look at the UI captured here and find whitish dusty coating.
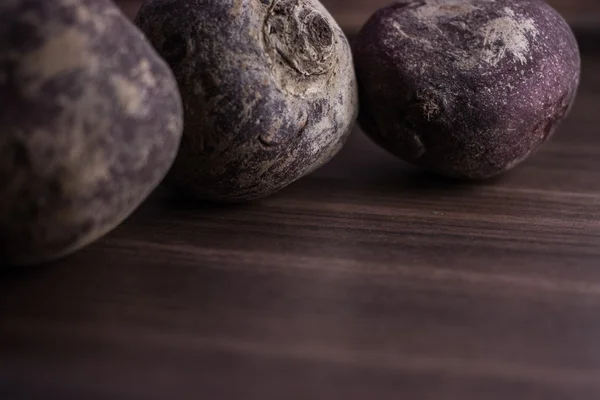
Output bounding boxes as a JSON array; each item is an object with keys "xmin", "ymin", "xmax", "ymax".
[
  {"xmin": 135, "ymin": 0, "xmax": 358, "ymax": 202},
  {"xmin": 0, "ymin": 0, "xmax": 183, "ymax": 265},
  {"xmin": 354, "ymin": 0, "xmax": 581, "ymax": 179}
]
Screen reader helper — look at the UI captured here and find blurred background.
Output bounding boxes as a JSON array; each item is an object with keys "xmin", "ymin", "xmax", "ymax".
[{"xmin": 115, "ymin": 0, "xmax": 600, "ymax": 33}]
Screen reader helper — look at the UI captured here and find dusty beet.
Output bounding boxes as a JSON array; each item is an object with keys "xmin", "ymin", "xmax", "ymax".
[
  {"xmin": 0, "ymin": 0, "xmax": 183, "ymax": 265},
  {"xmin": 135, "ymin": 0, "xmax": 358, "ymax": 201},
  {"xmin": 354, "ymin": 0, "xmax": 580, "ymax": 179}
]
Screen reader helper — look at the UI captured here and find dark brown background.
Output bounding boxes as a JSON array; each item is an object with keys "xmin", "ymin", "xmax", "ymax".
[{"xmin": 2, "ymin": 1, "xmax": 600, "ymax": 400}]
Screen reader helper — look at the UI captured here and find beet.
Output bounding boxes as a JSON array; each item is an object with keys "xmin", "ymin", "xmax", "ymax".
[
  {"xmin": 135, "ymin": 0, "xmax": 358, "ymax": 201},
  {"xmin": 354, "ymin": 0, "xmax": 580, "ymax": 179},
  {"xmin": 0, "ymin": 0, "xmax": 183, "ymax": 265}
]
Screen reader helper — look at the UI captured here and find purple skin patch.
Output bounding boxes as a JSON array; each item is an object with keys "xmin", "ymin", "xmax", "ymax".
[
  {"xmin": 0, "ymin": 0, "xmax": 183, "ymax": 265},
  {"xmin": 353, "ymin": 0, "xmax": 581, "ymax": 179}
]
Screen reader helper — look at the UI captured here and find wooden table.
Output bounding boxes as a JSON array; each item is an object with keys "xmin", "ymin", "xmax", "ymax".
[{"xmin": 2, "ymin": 3, "xmax": 600, "ymax": 400}]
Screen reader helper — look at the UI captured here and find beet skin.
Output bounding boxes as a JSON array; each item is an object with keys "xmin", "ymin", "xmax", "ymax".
[
  {"xmin": 354, "ymin": 0, "xmax": 581, "ymax": 179},
  {"xmin": 136, "ymin": 0, "xmax": 358, "ymax": 201}
]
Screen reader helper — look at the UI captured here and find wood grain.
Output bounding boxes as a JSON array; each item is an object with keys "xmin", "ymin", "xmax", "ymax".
[
  {"xmin": 2, "ymin": 53, "xmax": 600, "ymax": 400},
  {"xmin": 2, "ymin": 3, "xmax": 600, "ymax": 400}
]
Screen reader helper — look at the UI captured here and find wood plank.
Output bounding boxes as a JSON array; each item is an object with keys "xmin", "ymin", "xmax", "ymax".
[{"xmin": 1, "ymin": 54, "xmax": 600, "ymax": 400}]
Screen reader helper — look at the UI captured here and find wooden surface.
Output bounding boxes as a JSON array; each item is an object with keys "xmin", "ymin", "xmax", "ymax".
[
  {"xmin": 2, "ymin": 56, "xmax": 600, "ymax": 400},
  {"xmin": 3, "ymin": 2, "xmax": 600, "ymax": 400}
]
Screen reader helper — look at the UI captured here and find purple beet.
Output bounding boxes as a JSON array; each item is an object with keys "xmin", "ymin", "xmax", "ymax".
[
  {"xmin": 135, "ymin": 0, "xmax": 358, "ymax": 201},
  {"xmin": 354, "ymin": 0, "xmax": 581, "ymax": 179},
  {"xmin": 0, "ymin": 0, "xmax": 183, "ymax": 265}
]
